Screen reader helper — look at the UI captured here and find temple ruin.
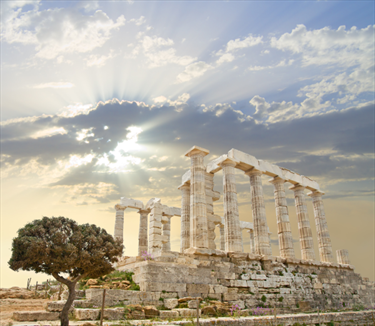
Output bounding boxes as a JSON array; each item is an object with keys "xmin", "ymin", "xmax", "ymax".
[{"xmin": 108, "ymin": 145, "xmax": 374, "ymax": 311}]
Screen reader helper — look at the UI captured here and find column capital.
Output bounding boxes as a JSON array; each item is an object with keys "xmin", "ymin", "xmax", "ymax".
[
  {"xmin": 178, "ymin": 183, "xmax": 190, "ymax": 190},
  {"xmin": 185, "ymin": 145, "xmax": 209, "ymax": 157},
  {"xmin": 268, "ymin": 176, "xmax": 286, "ymax": 184},
  {"xmin": 289, "ymin": 184, "xmax": 305, "ymax": 192},
  {"xmin": 307, "ymin": 190, "xmax": 325, "ymax": 197},
  {"xmin": 115, "ymin": 204, "xmax": 126, "ymax": 211},
  {"xmin": 244, "ymin": 168, "xmax": 263, "ymax": 177},
  {"xmin": 218, "ymin": 157, "xmax": 238, "ymax": 168}
]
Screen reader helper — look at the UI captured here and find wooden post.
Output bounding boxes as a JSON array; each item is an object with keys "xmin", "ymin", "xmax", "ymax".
[
  {"xmin": 27, "ymin": 278, "xmax": 31, "ymax": 290},
  {"xmin": 196, "ymin": 298, "xmax": 200, "ymax": 326},
  {"xmin": 35, "ymin": 281, "xmax": 38, "ymax": 296},
  {"xmin": 100, "ymin": 289, "xmax": 106, "ymax": 326},
  {"xmin": 45, "ymin": 280, "xmax": 49, "ymax": 298}
]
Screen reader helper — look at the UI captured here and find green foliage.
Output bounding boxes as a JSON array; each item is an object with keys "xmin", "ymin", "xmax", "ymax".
[
  {"xmin": 9, "ymin": 216, "xmax": 123, "ymax": 280},
  {"xmin": 296, "ymin": 303, "xmax": 300, "ymax": 308},
  {"xmin": 249, "ymin": 291, "xmax": 255, "ymax": 295},
  {"xmin": 326, "ymin": 322, "xmax": 334, "ymax": 326},
  {"xmin": 307, "ymin": 275, "xmax": 313, "ymax": 281},
  {"xmin": 261, "ymin": 295, "xmax": 267, "ymax": 302},
  {"xmin": 278, "ymin": 271, "xmax": 284, "ymax": 276},
  {"xmin": 177, "ymin": 302, "xmax": 188, "ymax": 308},
  {"xmin": 129, "ymin": 283, "xmax": 140, "ymax": 291},
  {"xmin": 278, "ymin": 296, "xmax": 284, "ymax": 302}
]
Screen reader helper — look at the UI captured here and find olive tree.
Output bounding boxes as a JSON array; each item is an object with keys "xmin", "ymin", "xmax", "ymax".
[{"xmin": 8, "ymin": 216, "xmax": 123, "ymax": 326}]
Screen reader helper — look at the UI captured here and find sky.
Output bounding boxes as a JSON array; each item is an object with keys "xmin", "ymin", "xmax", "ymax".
[{"xmin": 1, "ymin": 0, "xmax": 374, "ymax": 288}]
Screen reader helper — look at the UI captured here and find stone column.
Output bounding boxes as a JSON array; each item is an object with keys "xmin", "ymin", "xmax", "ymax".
[
  {"xmin": 220, "ymin": 225, "xmax": 225, "ymax": 251},
  {"xmin": 179, "ymin": 184, "xmax": 190, "ymax": 252},
  {"xmin": 308, "ymin": 190, "xmax": 334, "ymax": 263},
  {"xmin": 220, "ymin": 158, "xmax": 243, "ymax": 252},
  {"xmin": 138, "ymin": 209, "xmax": 149, "ymax": 256},
  {"xmin": 290, "ymin": 185, "xmax": 315, "ymax": 261},
  {"xmin": 245, "ymin": 169, "xmax": 271, "ymax": 256},
  {"xmin": 248, "ymin": 229, "xmax": 255, "ymax": 253},
  {"xmin": 185, "ymin": 146, "xmax": 210, "ymax": 249},
  {"xmin": 269, "ymin": 177, "xmax": 295, "ymax": 259},
  {"xmin": 205, "ymin": 172, "xmax": 217, "ymax": 249},
  {"xmin": 336, "ymin": 249, "xmax": 350, "ymax": 265},
  {"xmin": 148, "ymin": 201, "xmax": 163, "ymax": 254},
  {"xmin": 114, "ymin": 205, "xmax": 126, "ymax": 244},
  {"xmin": 162, "ymin": 216, "xmax": 171, "ymax": 252}
]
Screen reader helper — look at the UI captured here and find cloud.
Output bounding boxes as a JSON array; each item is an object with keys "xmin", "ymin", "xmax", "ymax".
[
  {"xmin": 216, "ymin": 34, "xmax": 263, "ymax": 66},
  {"xmin": 85, "ymin": 50, "xmax": 115, "ymax": 67},
  {"xmin": 270, "ymin": 24, "xmax": 374, "ymax": 69},
  {"xmin": 176, "ymin": 62, "xmax": 213, "ymax": 83},
  {"xmin": 131, "ymin": 35, "xmax": 196, "ymax": 68},
  {"xmin": 1, "ymin": 97, "xmax": 373, "ymax": 204},
  {"xmin": 2, "ymin": 5, "xmax": 125, "ymax": 59},
  {"xmin": 33, "ymin": 82, "xmax": 74, "ymax": 89}
]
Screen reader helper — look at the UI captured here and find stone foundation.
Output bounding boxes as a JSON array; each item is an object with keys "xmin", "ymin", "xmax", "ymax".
[{"xmin": 116, "ymin": 250, "xmax": 374, "ymax": 311}]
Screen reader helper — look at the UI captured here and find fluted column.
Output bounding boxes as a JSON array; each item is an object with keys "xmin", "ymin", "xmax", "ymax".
[
  {"xmin": 290, "ymin": 185, "xmax": 315, "ymax": 261},
  {"xmin": 179, "ymin": 184, "xmax": 190, "ymax": 252},
  {"xmin": 245, "ymin": 169, "xmax": 271, "ymax": 256},
  {"xmin": 114, "ymin": 205, "xmax": 126, "ymax": 244},
  {"xmin": 138, "ymin": 209, "xmax": 149, "ymax": 256},
  {"xmin": 336, "ymin": 249, "xmax": 350, "ymax": 265},
  {"xmin": 206, "ymin": 172, "xmax": 217, "ymax": 249},
  {"xmin": 220, "ymin": 225, "xmax": 225, "ymax": 251},
  {"xmin": 185, "ymin": 146, "xmax": 209, "ymax": 249},
  {"xmin": 220, "ymin": 158, "xmax": 243, "ymax": 252},
  {"xmin": 248, "ymin": 229, "xmax": 255, "ymax": 253},
  {"xmin": 308, "ymin": 190, "xmax": 334, "ymax": 263},
  {"xmin": 269, "ymin": 177, "xmax": 295, "ymax": 259},
  {"xmin": 162, "ymin": 216, "xmax": 171, "ymax": 251}
]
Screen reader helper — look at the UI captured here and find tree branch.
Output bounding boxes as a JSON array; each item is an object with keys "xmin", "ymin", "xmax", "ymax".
[{"xmin": 52, "ymin": 272, "xmax": 71, "ymax": 286}]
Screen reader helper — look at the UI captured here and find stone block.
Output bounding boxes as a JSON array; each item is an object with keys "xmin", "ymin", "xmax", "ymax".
[
  {"xmin": 159, "ymin": 310, "xmax": 179, "ymax": 318},
  {"xmin": 160, "ymin": 292, "xmax": 178, "ymax": 298},
  {"xmin": 143, "ymin": 306, "xmax": 159, "ymax": 317},
  {"xmin": 188, "ymin": 300, "xmax": 199, "ymax": 309},
  {"xmin": 46, "ymin": 301, "xmax": 74, "ymax": 312},
  {"xmin": 103, "ymin": 308, "xmax": 125, "ymax": 320},
  {"xmin": 314, "ymin": 282, "xmax": 323, "ymax": 289},
  {"xmin": 214, "ymin": 285, "xmax": 228, "ymax": 294},
  {"xmin": 140, "ymin": 282, "xmax": 186, "ymax": 292},
  {"xmin": 164, "ymin": 298, "xmax": 178, "ymax": 309},
  {"xmin": 13, "ymin": 311, "xmax": 60, "ymax": 321},
  {"xmin": 175, "ymin": 308, "xmax": 200, "ymax": 317},
  {"xmin": 201, "ymin": 305, "xmax": 216, "ymax": 316},
  {"xmin": 75, "ymin": 309, "xmax": 100, "ymax": 320},
  {"xmin": 187, "ymin": 283, "xmax": 210, "ymax": 294},
  {"xmin": 251, "ymin": 274, "xmax": 267, "ymax": 280},
  {"xmin": 223, "ymin": 293, "xmax": 239, "ymax": 301}
]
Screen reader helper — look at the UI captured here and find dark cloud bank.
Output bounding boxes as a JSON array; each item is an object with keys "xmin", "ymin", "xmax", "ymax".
[{"xmin": 2, "ymin": 99, "xmax": 374, "ymax": 203}]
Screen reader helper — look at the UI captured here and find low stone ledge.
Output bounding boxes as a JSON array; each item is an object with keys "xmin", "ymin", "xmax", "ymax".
[
  {"xmin": 46, "ymin": 300, "xmax": 75, "ymax": 312},
  {"xmin": 160, "ymin": 310, "xmax": 179, "ymax": 318},
  {"xmin": 174, "ymin": 308, "xmax": 201, "ymax": 317},
  {"xmin": 103, "ymin": 307, "xmax": 125, "ymax": 320},
  {"xmin": 74, "ymin": 308, "xmax": 100, "ymax": 320},
  {"xmin": 13, "ymin": 311, "xmax": 59, "ymax": 321}
]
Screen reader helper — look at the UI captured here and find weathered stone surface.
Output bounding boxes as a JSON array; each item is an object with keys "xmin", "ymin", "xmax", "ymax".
[
  {"xmin": 75, "ymin": 309, "xmax": 100, "ymax": 320},
  {"xmin": 175, "ymin": 308, "xmax": 201, "ymax": 317},
  {"xmin": 13, "ymin": 311, "xmax": 59, "ymax": 321},
  {"xmin": 164, "ymin": 298, "xmax": 178, "ymax": 309},
  {"xmin": 143, "ymin": 305, "xmax": 159, "ymax": 317},
  {"xmin": 103, "ymin": 308, "xmax": 125, "ymax": 320},
  {"xmin": 201, "ymin": 305, "xmax": 216, "ymax": 315},
  {"xmin": 159, "ymin": 310, "xmax": 179, "ymax": 318},
  {"xmin": 46, "ymin": 300, "xmax": 74, "ymax": 312}
]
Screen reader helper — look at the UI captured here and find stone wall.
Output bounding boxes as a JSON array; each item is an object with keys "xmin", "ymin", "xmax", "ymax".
[{"xmin": 117, "ymin": 251, "xmax": 374, "ymax": 312}]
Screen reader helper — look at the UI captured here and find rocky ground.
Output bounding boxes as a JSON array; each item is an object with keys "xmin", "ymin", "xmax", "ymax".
[{"xmin": 0, "ymin": 288, "xmax": 49, "ymax": 326}]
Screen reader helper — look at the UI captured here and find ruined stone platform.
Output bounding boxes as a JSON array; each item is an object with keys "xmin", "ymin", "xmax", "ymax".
[{"xmin": 115, "ymin": 250, "xmax": 374, "ymax": 311}]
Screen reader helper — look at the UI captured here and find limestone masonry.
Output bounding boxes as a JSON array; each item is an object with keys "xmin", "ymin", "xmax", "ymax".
[{"xmin": 113, "ymin": 146, "xmax": 374, "ymax": 312}]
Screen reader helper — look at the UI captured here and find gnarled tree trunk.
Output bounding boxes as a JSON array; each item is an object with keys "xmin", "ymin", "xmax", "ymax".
[{"xmin": 53, "ymin": 273, "xmax": 80, "ymax": 326}]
